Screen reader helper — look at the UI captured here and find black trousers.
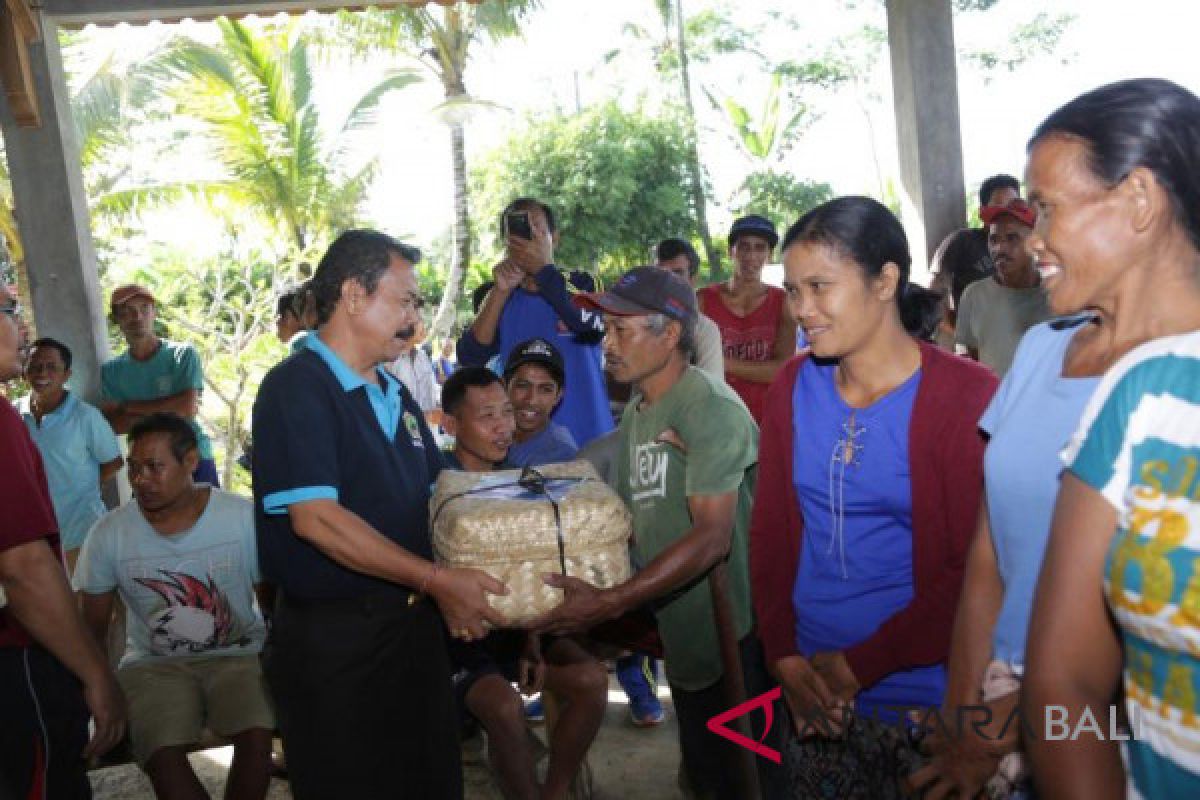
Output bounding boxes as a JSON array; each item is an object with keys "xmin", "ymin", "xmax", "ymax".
[
  {"xmin": 669, "ymin": 634, "xmax": 785, "ymax": 800},
  {"xmin": 263, "ymin": 593, "xmax": 462, "ymax": 800},
  {"xmin": 0, "ymin": 645, "xmax": 91, "ymax": 800}
]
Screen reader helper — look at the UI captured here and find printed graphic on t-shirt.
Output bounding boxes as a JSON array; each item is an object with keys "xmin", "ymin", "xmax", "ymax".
[
  {"xmin": 722, "ymin": 330, "xmax": 774, "ymax": 362},
  {"xmin": 1065, "ymin": 332, "xmax": 1200, "ymax": 793},
  {"xmin": 137, "ymin": 569, "xmax": 250, "ymax": 654},
  {"xmin": 123, "ymin": 542, "xmax": 255, "ymax": 656},
  {"xmin": 631, "ymin": 441, "xmax": 669, "ymax": 503}
]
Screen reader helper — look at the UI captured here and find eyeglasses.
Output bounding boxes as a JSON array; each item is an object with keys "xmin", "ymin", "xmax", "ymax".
[
  {"xmin": 399, "ymin": 293, "xmax": 425, "ymax": 313},
  {"xmin": 0, "ymin": 301, "xmax": 21, "ymax": 318}
]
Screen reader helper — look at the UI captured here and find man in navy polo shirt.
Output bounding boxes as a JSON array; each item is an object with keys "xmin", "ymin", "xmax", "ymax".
[
  {"xmin": 252, "ymin": 229, "xmax": 507, "ymax": 799},
  {"xmin": 457, "ymin": 197, "xmax": 614, "ymax": 448}
]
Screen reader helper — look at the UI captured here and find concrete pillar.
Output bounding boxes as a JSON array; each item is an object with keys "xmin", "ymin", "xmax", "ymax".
[
  {"xmin": 0, "ymin": 12, "xmax": 110, "ymax": 400},
  {"xmin": 885, "ymin": 0, "xmax": 966, "ymax": 279}
]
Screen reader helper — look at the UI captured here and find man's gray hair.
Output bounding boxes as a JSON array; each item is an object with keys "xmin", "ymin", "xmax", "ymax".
[{"xmin": 643, "ymin": 313, "xmax": 695, "ymax": 359}]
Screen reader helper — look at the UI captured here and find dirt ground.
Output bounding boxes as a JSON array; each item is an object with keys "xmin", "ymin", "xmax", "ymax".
[{"xmin": 88, "ymin": 679, "xmax": 686, "ymax": 800}]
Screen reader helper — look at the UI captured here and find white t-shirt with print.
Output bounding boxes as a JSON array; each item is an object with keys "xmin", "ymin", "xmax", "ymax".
[
  {"xmin": 1063, "ymin": 329, "xmax": 1200, "ymax": 797},
  {"xmin": 74, "ymin": 488, "xmax": 266, "ymax": 667}
]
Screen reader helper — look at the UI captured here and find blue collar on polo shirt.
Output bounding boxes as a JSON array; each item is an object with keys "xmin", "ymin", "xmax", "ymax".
[
  {"xmin": 20, "ymin": 390, "xmax": 80, "ymax": 430},
  {"xmin": 304, "ymin": 333, "xmax": 402, "ymax": 440}
]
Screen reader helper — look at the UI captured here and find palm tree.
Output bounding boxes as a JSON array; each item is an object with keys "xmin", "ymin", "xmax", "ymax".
[
  {"xmin": 152, "ymin": 17, "xmax": 420, "ymax": 261},
  {"xmin": 0, "ymin": 157, "xmax": 19, "ymax": 267},
  {"xmin": 139, "ymin": 18, "xmax": 420, "ymax": 486},
  {"xmin": 0, "ymin": 155, "xmax": 26, "ymax": 320},
  {"xmin": 619, "ymin": 0, "xmax": 721, "ymax": 279},
  {"xmin": 333, "ymin": 1, "xmax": 540, "ymax": 339},
  {"xmin": 708, "ymin": 72, "xmax": 809, "ymax": 166},
  {"xmin": 661, "ymin": 0, "xmax": 722, "ymax": 281},
  {"xmin": 1, "ymin": 31, "xmax": 186, "ymax": 328}
]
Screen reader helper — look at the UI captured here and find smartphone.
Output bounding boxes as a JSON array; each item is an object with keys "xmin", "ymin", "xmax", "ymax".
[{"xmin": 505, "ymin": 211, "xmax": 533, "ymax": 240}]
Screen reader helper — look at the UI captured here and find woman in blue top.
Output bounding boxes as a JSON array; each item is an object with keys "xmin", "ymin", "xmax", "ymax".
[
  {"xmin": 752, "ymin": 196, "xmax": 995, "ymax": 799},
  {"xmin": 1020, "ymin": 81, "xmax": 1200, "ymax": 798},
  {"xmin": 914, "ymin": 79, "xmax": 1200, "ymax": 799}
]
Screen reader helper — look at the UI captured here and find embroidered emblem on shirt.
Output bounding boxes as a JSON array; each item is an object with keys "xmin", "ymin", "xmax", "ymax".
[{"xmin": 403, "ymin": 411, "xmax": 423, "ymax": 446}]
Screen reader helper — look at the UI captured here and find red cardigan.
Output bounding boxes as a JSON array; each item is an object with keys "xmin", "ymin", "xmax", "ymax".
[{"xmin": 750, "ymin": 341, "xmax": 997, "ymax": 689}]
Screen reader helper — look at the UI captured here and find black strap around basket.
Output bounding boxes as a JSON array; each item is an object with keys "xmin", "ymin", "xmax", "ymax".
[
  {"xmin": 517, "ymin": 467, "xmax": 569, "ymax": 574},
  {"xmin": 431, "ymin": 466, "xmax": 583, "ymax": 574}
]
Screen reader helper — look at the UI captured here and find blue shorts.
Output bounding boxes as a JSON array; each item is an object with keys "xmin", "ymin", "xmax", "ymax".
[{"xmin": 192, "ymin": 458, "xmax": 220, "ymax": 487}]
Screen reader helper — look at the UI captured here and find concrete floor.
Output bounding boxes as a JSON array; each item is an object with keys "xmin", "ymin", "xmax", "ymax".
[{"xmin": 88, "ymin": 682, "xmax": 686, "ymax": 800}]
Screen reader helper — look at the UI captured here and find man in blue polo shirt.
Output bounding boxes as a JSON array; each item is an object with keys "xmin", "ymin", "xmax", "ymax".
[
  {"xmin": 20, "ymin": 338, "xmax": 123, "ymax": 575},
  {"xmin": 252, "ymin": 229, "xmax": 507, "ymax": 799},
  {"xmin": 457, "ymin": 197, "xmax": 613, "ymax": 448}
]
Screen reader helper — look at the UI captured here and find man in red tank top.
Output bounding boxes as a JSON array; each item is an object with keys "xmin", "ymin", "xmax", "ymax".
[{"xmin": 697, "ymin": 215, "xmax": 798, "ymax": 422}]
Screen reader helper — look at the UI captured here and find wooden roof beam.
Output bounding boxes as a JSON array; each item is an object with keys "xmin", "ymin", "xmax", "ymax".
[
  {"xmin": 1, "ymin": 0, "xmax": 41, "ymax": 127},
  {"xmin": 41, "ymin": 0, "xmax": 482, "ymax": 27}
]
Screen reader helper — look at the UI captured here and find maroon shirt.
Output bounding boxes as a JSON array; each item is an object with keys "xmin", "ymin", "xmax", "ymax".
[
  {"xmin": 697, "ymin": 284, "xmax": 787, "ymax": 423},
  {"xmin": 0, "ymin": 395, "xmax": 62, "ymax": 649},
  {"xmin": 750, "ymin": 341, "xmax": 997, "ymax": 689}
]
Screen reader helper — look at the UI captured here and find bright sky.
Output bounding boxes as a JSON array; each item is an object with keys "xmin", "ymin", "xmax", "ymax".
[{"xmin": 73, "ymin": 0, "xmax": 1200, "ymax": 274}]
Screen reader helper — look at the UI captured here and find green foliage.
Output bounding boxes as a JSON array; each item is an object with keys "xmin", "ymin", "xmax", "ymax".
[
  {"xmin": 0, "ymin": 154, "xmax": 16, "ymax": 266},
  {"xmin": 325, "ymin": 1, "xmax": 541, "ymax": 338},
  {"xmin": 471, "ymin": 101, "xmax": 697, "ymax": 271},
  {"xmin": 707, "ymin": 72, "xmax": 812, "ymax": 164},
  {"xmin": 124, "ymin": 243, "xmax": 297, "ymax": 490},
  {"xmin": 731, "ymin": 170, "xmax": 833, "ymax": 238},
  {"xmin": 774, "ymin": 25, "xmax": 887, "ymax": 92},
  {"xmin": 330, "ymin": 1, "xmax": 541, "ymax": 75},
  {"xmin": 6, "ymin": 31, "xmax": 197, "ymax": 280},
  {"xmin": 148, "ymin": 18, "xmax": 419, "ymax": 257},
  {"xmin": 954, "ymin": 0, "xmax": 1001, "ymax": 12},
  {"xmin": 654, "ymin": 6, "xmax": 762, "ymax": 72},
  {"xmin": 961, "ymin": 12, "xmax": 1076, "ymax": 76},
  {"xmin": 415, "ymin": 258, "xmax": 494, "ymax": 322}
]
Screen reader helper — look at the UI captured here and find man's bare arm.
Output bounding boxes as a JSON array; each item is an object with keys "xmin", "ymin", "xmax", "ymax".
[
  {"xmin": 1, "ymin": 540, "xmax": 126, "ymax": 756},
  {"xmin": 79, "ymin": 589, "xmax": 117, "ymax": 662},
  {"xmin": 607, "ymin": 492, "xmax": 738, "ymax": 612},
  {"xmin": 724, "ymin": 307, "xmax": 798, "ymax": 383},
  {"xmin": 534, "ymin": 492, "xmax": 739, "ymax": 633},
  {"xmin": 468, "ymin": 262, "xmax": 523, "ymax": 348},
  {"xmin": 99, "ymin": 456, "xmax": 124, "ymax": 484},
  {"xmin": 102, "ymin": 389, "xmax": 200, "ymax": 433},
  {"xmin": 1024, "ymin": 475, "xmax": 1125, "ymax": 799}
]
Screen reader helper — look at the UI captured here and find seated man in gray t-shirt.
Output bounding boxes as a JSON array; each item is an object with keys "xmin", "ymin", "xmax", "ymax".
[{"xmin": 74, "ymin": 413, "xmax": 273, "ymax": 793}]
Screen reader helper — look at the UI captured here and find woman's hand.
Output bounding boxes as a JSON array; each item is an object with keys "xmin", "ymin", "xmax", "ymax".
[{"xmin": 774, "ymin": 654, "xmax": 845, "ymax": 737}]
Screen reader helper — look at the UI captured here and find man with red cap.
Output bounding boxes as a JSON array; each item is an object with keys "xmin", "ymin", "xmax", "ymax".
[
  {"xmin": 533, "ymin": 267, "xmax": 779, "ymax": 799},
  {"xmin": 955, "ymin": 199, "xmax": 1051, "ymax": 376},
  {"xmin": 100, "ymin": 284, "xmax": 219, "ymax": 485}
]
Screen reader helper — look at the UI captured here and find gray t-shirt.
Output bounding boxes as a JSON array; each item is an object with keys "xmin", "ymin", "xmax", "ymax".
[
  {"xmin": 955, "ymin": 277, "xmax": 1051, "ymax": 377},
  {"xmin": 74, "ymin": 489, "xmax": 266, "ymax": 667},
  {"xmin": 693, "ymin": 313, "xmax": 725, "ymax": 379}
]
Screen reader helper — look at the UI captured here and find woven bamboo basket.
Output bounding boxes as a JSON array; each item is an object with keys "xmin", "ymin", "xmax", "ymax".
[{"xmin": 430, "ymin": 460, "xmax": 632, "ymax": 627}]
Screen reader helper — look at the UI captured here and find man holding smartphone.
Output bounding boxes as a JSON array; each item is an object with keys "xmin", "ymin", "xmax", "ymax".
[{"xmin": 457, "ymin": 197, "xmax": 614, "ymax": 448}]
